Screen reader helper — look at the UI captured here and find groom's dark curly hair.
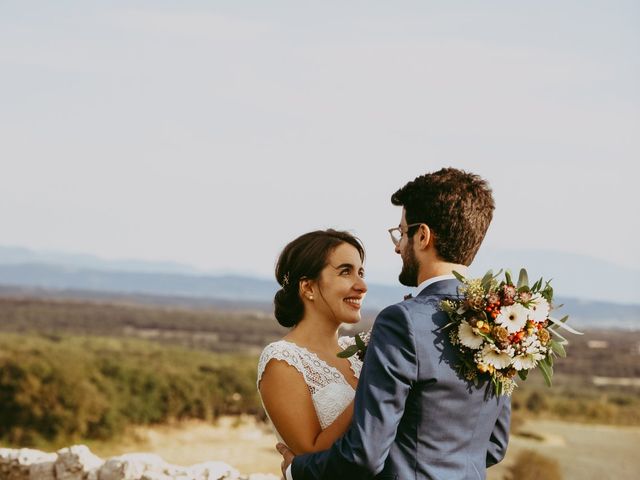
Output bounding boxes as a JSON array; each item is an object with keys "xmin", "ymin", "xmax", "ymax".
[{"xmin": 391, "ymin": 168, "xmax": 494, "ymax": 266}]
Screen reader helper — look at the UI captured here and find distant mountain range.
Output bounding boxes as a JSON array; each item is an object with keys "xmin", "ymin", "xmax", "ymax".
[
  {"xmin": 2, "ymin": 245, "xmax": 638, "ymax": 304},
  {"xmin": 468, "ymin": 247, "xmax": 640, "ymax": 306},
  {"xmin": 0, "ymin": 246, "xmax": 204, "ymax": 275},
  {"xmin": 0, "ymin": 245, "xmax": 638, "ymax": 330}
]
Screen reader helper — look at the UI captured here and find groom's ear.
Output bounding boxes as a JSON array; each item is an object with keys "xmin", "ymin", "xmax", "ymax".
[{"xmin": 416, "ymin": 224, "xmax": 432, "ymax": 250}]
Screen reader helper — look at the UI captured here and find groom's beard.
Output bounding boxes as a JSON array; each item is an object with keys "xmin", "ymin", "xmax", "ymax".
[{"xmin": 398, "ymin": 241, "xmax": 420, "ymax": 287}]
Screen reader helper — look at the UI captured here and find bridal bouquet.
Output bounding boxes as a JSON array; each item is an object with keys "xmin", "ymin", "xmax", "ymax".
[
  {"xmin": 337, "ymin": 330, "xmax": 371, "ymax": 361},
  {"xmin": 441, "ymin": 269, "xmax": 581, "ymax": 396}
]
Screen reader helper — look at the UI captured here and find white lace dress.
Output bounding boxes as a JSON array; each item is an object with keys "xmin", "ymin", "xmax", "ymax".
[{"xmin": 256, "ymin": 337, "xmax": 362, "ymax": 442}]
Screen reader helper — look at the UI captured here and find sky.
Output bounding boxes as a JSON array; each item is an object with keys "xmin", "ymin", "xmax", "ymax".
[{"xmin": 1, "ymin": 1, "xmax": 639, "ymax": 285}]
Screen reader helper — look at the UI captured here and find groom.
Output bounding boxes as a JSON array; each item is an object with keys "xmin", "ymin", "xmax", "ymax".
[{"xmin": 277, "ymin": 168, "xmax": 511, "ymax": 479}]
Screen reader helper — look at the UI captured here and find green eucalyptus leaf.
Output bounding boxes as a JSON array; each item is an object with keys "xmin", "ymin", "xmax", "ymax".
[
  {"xmin": 538, "ymin": 360, "xmax": 553, "ymax": 387},
  {"xmin": 548, "ymin": 328, "xmax": 569, "ymax": 346},
  {"xmin": 452, "ymin": 270, "xmax": 466, "ymax": 282},
  {"xmin": 505, "ymin": 271, "xmax": 513, "ymax": 286},
  {"xmin": 518, "ymin": 370, "xmax": 529, "ymax": 381},
  {"xmin": 337, "ymin": 345, "xmax": 359, "ymax": 358},
  {"xmin": 517, "ymin": 269, "xmax": 529, "ymax": 289},
  {"xmin": 550, "ymin": 340, "xmax": 567, "ymax": 358},
  {"xmin": 355, "ymin": 334, "xmax": 366, "ymax": 349},
  {"xmin": 481, "ymin": 270, "xmax": 494, "ymax": 289},
  {"xmin": 442, "ymin": 321, "xmax": 457, "ymax": 330}
]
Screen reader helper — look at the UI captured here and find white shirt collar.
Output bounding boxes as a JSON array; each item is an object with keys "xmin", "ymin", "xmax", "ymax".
[{"xmin": 415, "ymin": 274, "xmax": 457, "ymax": 295}]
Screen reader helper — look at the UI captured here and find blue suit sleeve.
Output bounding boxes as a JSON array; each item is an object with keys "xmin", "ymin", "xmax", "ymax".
[
  {"xmin": 486, "ymin": 397, "xmax": 511, "ymax": 467},
  {"xmin": 291, "ymin": 304, "xmax": 417, "ymax": 479}
]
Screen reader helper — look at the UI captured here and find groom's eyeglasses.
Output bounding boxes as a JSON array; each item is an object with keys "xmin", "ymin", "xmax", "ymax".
[{"xmin": 388, "ymin": 223, "xmax": 424, "ymax": 246}]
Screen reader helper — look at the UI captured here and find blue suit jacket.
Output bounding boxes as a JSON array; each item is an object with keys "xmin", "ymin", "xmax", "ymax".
[{"xmin": 291, "ymin": 279, "xmax": 510, "ymax": 479}]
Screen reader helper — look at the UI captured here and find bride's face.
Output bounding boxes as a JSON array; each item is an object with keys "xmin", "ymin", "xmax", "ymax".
[{"xmin": 313, "ymin": 243, "xmax": 367, "ymax": 325}]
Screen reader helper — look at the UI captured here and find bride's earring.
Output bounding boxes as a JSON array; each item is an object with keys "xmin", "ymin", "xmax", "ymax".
[{"xmin": 300, "ymin": 279, "xmax": 314, "ymax": 301}]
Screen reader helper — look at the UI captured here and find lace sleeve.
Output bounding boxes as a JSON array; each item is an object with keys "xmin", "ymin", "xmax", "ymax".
[
  {"xmin": 257, "ymin": 341, "xmax": 308, "ymax": 390},
  {"xmin": 258, "ymin": 340, "xmax": 355, "ymax": 396}
]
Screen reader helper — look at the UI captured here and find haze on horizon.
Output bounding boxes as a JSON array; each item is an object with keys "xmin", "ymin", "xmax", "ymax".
[{"xmin": 1, "ymin": 1, "xmax": 638, "ymax": 286}]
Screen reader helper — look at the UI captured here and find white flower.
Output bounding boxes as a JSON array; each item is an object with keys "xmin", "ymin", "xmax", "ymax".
[
  {"xmin": 523, "ymin": 335, "xmax": 543, "ymax": 354},
  {"xmin": 512, "ymin": 351, "xmax": 545, "ymax": 370},
  {"xmin": 481, "ymin": 344, "xmax": 513, "ymax": 369},
  {"xmin": 458, "ymin": 321, "xmax": 484, "ymax": 349},
  {"xmin": 358, "ymin": 329, "xmax": 372, "ymax": 346},
  {"xmin": 494, "ymin": 304, "xmax": 528, "ymax": 334},
  {"xmin": 528, "ymin": 295, "xmax": 550, "ymax": 322}
]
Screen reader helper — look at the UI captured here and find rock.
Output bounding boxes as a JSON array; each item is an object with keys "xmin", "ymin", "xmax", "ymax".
[
  {"xmin": 0, "ymin": 445, "xmax": 276, "ymax": 480},
  {"xmin": 100, "ymin": 453, "xmax": 161, "ymax": 480},
  {"xmin": 55, "ymin": 445, "xmax": 104, "ymax": 480},
  {"xmin": 0, "ymin": 448, "xmax": 57, "ymax": 480},
  {"xmin": 188, "ymin": 461, "xmax": 239, "ymax": 479},
  {"xmin": 139, "ymin": 473, "xmax": 175, "ymax": 480},
  {"xmin": 29, "ymin": 459, "xmax": 56, "ymax": 480},
  {"xmin": 86, "ymin": 470, "xmax": 101, "ymax": 480},
  {"xmin": 99, "ymin": 452, "xmax": 193, "ymax": 480}
]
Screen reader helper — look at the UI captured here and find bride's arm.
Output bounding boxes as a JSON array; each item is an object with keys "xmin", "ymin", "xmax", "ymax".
[{"xmin": 259, "ymin": 359, "xmax": 354, "ymax": 455}]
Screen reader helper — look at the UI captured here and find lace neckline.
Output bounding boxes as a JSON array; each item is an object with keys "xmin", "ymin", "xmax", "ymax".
[{"xmin": 279, "ymin": 339, "xmax": 359, "ymax": 388}]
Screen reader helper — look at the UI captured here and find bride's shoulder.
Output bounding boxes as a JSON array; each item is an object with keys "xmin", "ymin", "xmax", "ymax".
[
  {"xmin": 259, "ymin": 339, "xmax": 299, "ymax": 359},
  {"xmin": 257, "ymin": 340, "xmax": 305, "ymax": 370}
]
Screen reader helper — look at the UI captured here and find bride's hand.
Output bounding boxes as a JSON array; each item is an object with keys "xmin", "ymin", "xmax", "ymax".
[{"xmin": 276, "ymin": 442, "xmax": 295, "ymax": 478}]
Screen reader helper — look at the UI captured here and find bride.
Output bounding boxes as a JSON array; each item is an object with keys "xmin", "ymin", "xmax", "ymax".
[{"xmin": 257, "ymin": 229, "xmax": 368, "ymax": 454}]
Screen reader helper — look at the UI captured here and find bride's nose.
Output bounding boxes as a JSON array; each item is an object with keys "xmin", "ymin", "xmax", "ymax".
[{"xmin": 354, "ymin": 277, "xmax": 367, "ymax": 294}]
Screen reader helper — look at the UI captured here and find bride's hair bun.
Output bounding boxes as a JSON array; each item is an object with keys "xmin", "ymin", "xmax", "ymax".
[
  {"xmin": 274, "ymin": 287, "xmax": 303, "ymax": 328},
  {"xmin": 273, "ymin": 229, "xmax": 365, "ymax": 328}
]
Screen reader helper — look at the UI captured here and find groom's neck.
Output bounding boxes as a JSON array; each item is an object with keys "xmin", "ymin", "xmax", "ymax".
[{"xmin": 417, "ymin": 261, "xmax": 468, "ymax": 285}]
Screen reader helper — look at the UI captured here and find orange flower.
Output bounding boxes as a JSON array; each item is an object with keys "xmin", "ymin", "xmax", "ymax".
[
  {"xmin": 492, "ymin": 326, "xmax": 509, "ymax": 343},
  {"xmin": 477, "ymin": 363, "xmax": 491, "ymax": 373},
  {"xmin": 505, "ymin": 368, "xmax": 517, "ymax": 378},
  {"xmin": 538, "ymin": 328, "xmax": 551, "ymax": 345},
  {"xmin": 478, "ymin": 363, "xmax": 495, "ymax": 374}
]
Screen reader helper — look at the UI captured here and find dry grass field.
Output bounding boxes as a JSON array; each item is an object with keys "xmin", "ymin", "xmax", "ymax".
[
  {"xmin": 84, "ymin": 415, "xmax": 640, "ymax": 479},
  {"xmin": 488, "ymin": 419, "xmax": 640, "ymax": 480}
]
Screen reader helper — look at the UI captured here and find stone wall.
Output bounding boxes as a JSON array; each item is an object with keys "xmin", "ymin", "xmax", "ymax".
[{"xmin": 0, "ymin": 446, "xmax": 279, "ymax": 480}]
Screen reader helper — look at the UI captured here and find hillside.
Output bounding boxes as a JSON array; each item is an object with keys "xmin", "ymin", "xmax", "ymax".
[{"xmin": 0, "ymin": 263, "xmax": 638, "ymax": 329}]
